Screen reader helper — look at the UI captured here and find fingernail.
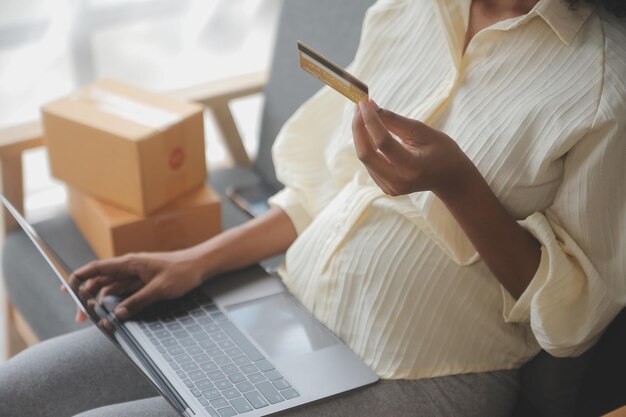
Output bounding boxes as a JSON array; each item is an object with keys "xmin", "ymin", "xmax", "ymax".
[
  {"xmin": 114, "ymin": 306, "xmax": 129, "ymax": 320},
  {"xmin": 370, "ymin": 99, "xmax": 380, "ymax": 112},
  {"xmin": 354, "ymin": 103, "xmax": 360, "ymax": 115},
  {"xmin": 358, "ymin": 101, "xmax": 368, "ymax": 115}
]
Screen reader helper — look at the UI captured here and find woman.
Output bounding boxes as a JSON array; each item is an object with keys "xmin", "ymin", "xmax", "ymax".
[{"xmin": 1, "ymin": 0, "xmax": 624, "ymax": 416}]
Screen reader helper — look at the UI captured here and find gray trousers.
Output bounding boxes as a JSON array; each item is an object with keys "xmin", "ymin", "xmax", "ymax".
[{"xmin": 0, "ymin": 326, "xmax": 520, "ymax": 417}]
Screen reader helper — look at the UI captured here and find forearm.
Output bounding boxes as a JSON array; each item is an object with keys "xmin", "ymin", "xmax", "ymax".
[
  {"xmin": 436, "ymin": 163, "xmax": 541, "ymax": 299},
  {"xmin": 188, "ymin": 207, "xmax": 297, "ymax": 279}
]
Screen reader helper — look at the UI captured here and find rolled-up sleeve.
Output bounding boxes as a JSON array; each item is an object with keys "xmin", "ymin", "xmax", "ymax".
[
  {"xmin": 501, "ymin": 87, "xmax": 626, "ymax": 357},
  {"xmin": 268, "ymin": 187, "xmax": 313, "ymax": 235}
]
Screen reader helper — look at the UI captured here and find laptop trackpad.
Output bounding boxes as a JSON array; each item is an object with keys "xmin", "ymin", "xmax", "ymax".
[{"xmin": 225, "ymin": 293, "xmax": 338, "ymax": 360}]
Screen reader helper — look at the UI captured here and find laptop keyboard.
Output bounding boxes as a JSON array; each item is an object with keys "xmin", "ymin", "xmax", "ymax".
[{"xmin": 137, "ymin": 291, "xmax": 300, "ymax": 417}]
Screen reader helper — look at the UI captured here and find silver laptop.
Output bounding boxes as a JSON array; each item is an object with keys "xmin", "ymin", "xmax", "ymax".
[{"xmin": 1, "ymin": 195, "xmax": 378, "ymax": 417}]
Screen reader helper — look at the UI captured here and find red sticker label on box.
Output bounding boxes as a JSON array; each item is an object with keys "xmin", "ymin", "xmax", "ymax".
[{"xmin": 169, "ymin": 148, "xmax": 185, "ymax": 170}]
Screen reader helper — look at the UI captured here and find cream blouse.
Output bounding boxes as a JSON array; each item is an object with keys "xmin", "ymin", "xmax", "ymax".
[{"xmin": 268, "ymin": 0, "xmax": 626, "ymax": 379}]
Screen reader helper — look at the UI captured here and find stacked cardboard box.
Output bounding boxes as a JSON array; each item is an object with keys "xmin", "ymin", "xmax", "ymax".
[{"xmin": 42, "ymin": 79, "xmax": 222, "ymax": 259}]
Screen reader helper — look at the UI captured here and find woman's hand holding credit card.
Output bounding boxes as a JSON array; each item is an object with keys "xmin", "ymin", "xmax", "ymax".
[{"xmin": 297, "ymin": 40, "xmax": 473, "ymax": 199}]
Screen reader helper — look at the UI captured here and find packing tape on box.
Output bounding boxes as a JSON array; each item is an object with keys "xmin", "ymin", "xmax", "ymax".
[{"xmin": 73, "ymin": 88, "xmax": 182, "ymax": 130}]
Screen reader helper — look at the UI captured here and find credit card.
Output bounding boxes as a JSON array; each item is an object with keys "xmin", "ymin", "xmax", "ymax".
[{"xmin": 297, "ymin": 40, "xmax": 368, "ymax": 104}]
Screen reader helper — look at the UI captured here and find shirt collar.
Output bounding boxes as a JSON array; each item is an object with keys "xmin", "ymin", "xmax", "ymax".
[
  {"xmin": 532, "ymin": 0, "xmax": 595, "ymax": 45},
  {"xmin": 442, "ymin": 0, "xmax": 595, "ymax": 46}
]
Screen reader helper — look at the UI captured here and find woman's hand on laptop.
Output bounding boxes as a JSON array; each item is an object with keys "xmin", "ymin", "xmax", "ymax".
[
  {"xmin": 63, "ymin": 207, "xmax": 298, "ymax": 323},
  {"xmin": 65, "ymin": 249, "xmax": 209, "ymax": 323}
]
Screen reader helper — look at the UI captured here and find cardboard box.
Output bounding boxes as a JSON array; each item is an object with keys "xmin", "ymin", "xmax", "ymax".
[
  {"xmin": 68, "ymin": 185, "xmax": 221, "ymax": 259},
  {"xmin": 43, "ymin": 78, "xmax": 208, "ymax": 216}
]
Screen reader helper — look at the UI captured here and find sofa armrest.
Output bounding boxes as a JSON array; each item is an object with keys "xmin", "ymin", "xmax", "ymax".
[
  {"xmin": 169, "ymin": 71, "xmax": 268, "ymax": 166},
  {"xmin": 0, "ymin": 121, "xmax": 43, "ymax": 236}
]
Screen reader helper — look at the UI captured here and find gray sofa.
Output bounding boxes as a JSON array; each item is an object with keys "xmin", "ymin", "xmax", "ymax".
[{"xmin": 1, "ymin": 1, "xmax": 624, "ymax": 416}]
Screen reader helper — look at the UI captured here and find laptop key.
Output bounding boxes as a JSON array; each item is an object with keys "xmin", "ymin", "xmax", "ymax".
[
  {"xmin": 215, "ymin": 379, "xmax": 233, "ymax": 390},
  {"xmin": 192, "ymin": 332, "xmax": 212, "ymax": 341},
  {"xmin": 168, "ymin": 346, "xmax": 185, "ymax": 356},
  {"xmin": 187, "ymin": 324, "xmax": 203, "ymax": 333},
  {"xmin": 220, "ymin": 322, "xmax": 264, "ymax": 362},
  {"xmin": 179, "ymin": 317, "xmax": 195, "ymax": 326},
  {"xmin": 200, "ymin": 362, "xmax": 219, "ymax": 373},
  {"xmin": 169, "ymin": 362, "xmax": 180, "ymax": 371},
  {"xmin": 172, "ymin": 329, "xmax": 190, "ymax": 339},
  {"xmin": 202, "ymin": 388, "xmax": 221, "ymax": 400},
  {"xmin": 214, "ymin": 356, "xmax": 231, "ymax": 366},
  {"xmin": 248, "ymin": 373, "xmax": 266, "ymax": 384},
  {"xmin": 162, "ymin": 354, "xmax": 173, "ymax": 362},
  {"xmin": 205, "ymin": 407, "xmax": 219, "ymax": 417},
  {"xmin": 196, "ymin": 379, "xmax": 214, "ymax": 390},
  {"xmin": 224, "ymin": 348, "xmax": 243, "ymax": 358},
  {"xmin": 181, "ymin": 362, "xmax": 199, "ymax": 372},
  {"xmin": 165, "ymin": 322, "xmax": 183, "ymax": 331},
  {"xmin": 183, "ymin": 379, "xmax": 195, "ymax": 388},
  {"xmin": 207, "ymin": 347, "xmax": 223, "ymax": 357},
  {"xmin": 190, "ymin": 388, "xmax": 202, "ymax": 397},
  {"xmin": 222, "ymin": 388, "xmax": 240, "ymax": 400},
  {"xmin": 256, "ymin": 381, "xmax": 284, "ymax": 404},
  {"xmin": 161, "ymin": 338, "xmax": 178, "ymax": 348},
  {"xmin": 272, "ymin": 379, "xmax": 291, "ymax": 390},
  {"xmin": 236, "ymin": 381, "xmax": 254, "ymax": 393},
  {"xmin": 232, "ymin": 356, "xmax": 250, "ymax": 366},
  {"xmin": 230, "ymin": 397, "xmax": 254, "ymax": 414},
  {"xmin": 281, "ymin": 388, "xmax": 300, "ymax": 400},
  {"xmin": 240, "ymin": 364, "xmax": 257, "ymax": 375},
  {"xmin": 191, "ymin": 309, "xmax": 207, "ymax": 318},
  {"xmin": 148, "ymin": 322, "xmax": 164, "ymax": 330},
  {"xmin": 263, "ymin": 370, "xmax": 283, "ymax": 381},
  {"xmin": 255, "ymin": 360, "xmax": 274, "ymax": 372},
  {"xmin": 228, "ymin": 372, "xmax": 246, "ymax": 384},
  {"xmin": 218, "ymin": 340, "xmax": 235, "ymax": 350},
  {"xmin": 180, "ymin": 338, "xmax": 197, "ymax": 348},
  {"xmin": 210, "ymin": 397, "xmax": 229, "ymax": 409},
  {"xmin": 211, "ymin": 332, "xmax": 228, "ymax": 342},
  {"xmin": 199, "ymin": 340, "xmax": 217, "ymax": 349},
  {"xmin": 216, "ymin": 406, "xmax": 236, "ymax": 417},
  {"xmin": 207, "ymin": 370, "xmax": 226, "ymax": 381},
  {"xmin": 211, "ymin": 312, "xmax": 228, "ymax": 321},
  {"xmin": 154, "ymin": 330, "xmax": 170, "ymax": 339},
  {"xmin": 243, "ymin": 391, "xmax": 269, "ymax": 409},
  {"xmin": 174, "ymin": 353, "xmax": 192, "ymax": 364},
  {"xmin": 203, "ymin": 324, "xmax": 221, "ymax": 333},
  {"xmin": 196, "ymin": 316, "xmax": 214, "ymax": 325},
  {"xmin": 198, "ymin": 397, "xmax": 209, "ymax": 407},
  {"xmin": 192, "ymin": 353, "xmax": 211, "ymax": 364},
  {"xmin": 221, "ymin": 364, "xmax": 238, "ymax": 375},
  {"xmin": 188, "ymin": 370, "xmax": 206, "ymax": 381},
  {"xmin": 176, "ymin": 370, "xmax": 187, "ymax": 379},
  {"xmin": 187, "ymin": 346, "xmax": 204, "ymax": 356},
  {"xmin": 156, "ymin": 346, "xmax": 166, "ymax": 354}
]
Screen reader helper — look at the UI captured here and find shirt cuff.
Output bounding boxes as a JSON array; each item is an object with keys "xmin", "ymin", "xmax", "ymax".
[
  {"xmin": 267, "ymin": 187, "xmax": 312, "ymax": 235},
  {"xmin": 501, "ymin": 212, "xmax": 554, "ymax": 323}
]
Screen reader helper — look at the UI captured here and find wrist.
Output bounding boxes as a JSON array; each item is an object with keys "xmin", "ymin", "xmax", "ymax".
[
  {"xmin": 178, "ymin": 240, "xmax": 224, "ymax": 284},
  {"xmin": 433, "ymin": 157, "xmax": 482, "ymax": 206}
]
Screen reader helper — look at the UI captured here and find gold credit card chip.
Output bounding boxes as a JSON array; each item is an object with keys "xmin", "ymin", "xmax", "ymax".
[{"xmin": 297, "ymin": 40, "xmax": 369, "ymax": 104}]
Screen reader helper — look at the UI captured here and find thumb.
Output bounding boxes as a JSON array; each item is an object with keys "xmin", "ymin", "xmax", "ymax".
[
  {"xmin": 113, "ymin": 282, "xmax": 161, "ymax": 320},
  {"xmin": 373, "ymin": 101, "xmax": 429, "ymax": 143}
]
